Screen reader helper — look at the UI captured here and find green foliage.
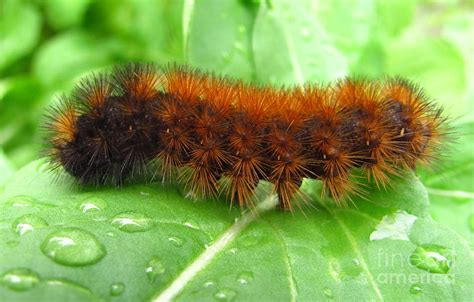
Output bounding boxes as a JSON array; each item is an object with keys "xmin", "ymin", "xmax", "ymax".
[
  {"xmin": 0, "ymin": 0, "xmax": 472, "ymax": 301},
  {"xmin": 1, "ymin": 161, "xmax": 472, "ymax": 301}
]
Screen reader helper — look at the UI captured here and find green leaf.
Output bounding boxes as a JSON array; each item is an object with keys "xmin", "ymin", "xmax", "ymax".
[
  {"xmin": 186, "ymin": 0, "xmax": 257, "ymax": 81},
  {"xmin": 315, "ymin": 0, "xmax": 377, "ymax": 66},
  {"xmin": 0, "ymin": 76, "xmax": 44, "ymax": 167},
  {"xmin": 252, "ymin": 0, "xmax": 348, "ymax": 85},
  {"xmin": 419, "ymin": 122, "xmax": 474, "ymax": 245},
  {"xmin": 386, "ymin": 36, "xmax": 468, "ymax": 119},
  {"xmin": 32, "ymin": 31, "xmax": 118, "ymax": 89},
  {"xmin": 0, "ymin": 0, "xmax": 41, "ymax": 71},
  {"xmin": 351, "ymin": 38, "xmax": 386, "ymax": 76},
  {"xmin": 44, "ymin": 0, "xmax": 92, "ymax": 30},
  {"xmin": 441, "ymin": 8, "xmax": 474, "ymax": 124},
  {"xmin": 0, "ymin": 150, "xmax": 15, "ymax": 190},
  {"xmin": 374, "ymin": 0, "xmax": 417, "ymax": 38},
  {"xmin": 1, "ymin": 160, "xmax": 472, "ymax": 301}
]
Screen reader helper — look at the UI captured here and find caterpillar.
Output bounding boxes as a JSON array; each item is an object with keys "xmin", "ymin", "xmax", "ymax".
[{"xmin": 44, "ymin": 63, "xmax": 448, "ymax": 210}]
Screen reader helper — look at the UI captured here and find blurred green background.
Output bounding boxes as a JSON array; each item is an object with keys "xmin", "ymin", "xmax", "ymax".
[{"xmin": 1, "ymin": 0, "xmax": 472, "ymax": 169}]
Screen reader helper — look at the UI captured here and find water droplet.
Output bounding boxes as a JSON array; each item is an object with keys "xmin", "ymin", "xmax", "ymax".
[
  {"xmin": 226, "ymin": 248, "xmax": 238, "ymax": 255},
  {"xmin": 323, "ymin": 287, "xmax": 333, "ymax": 298},
  {"xmin": 328, "ymin": 257, "xmax": 342, "ymax": 281},
  {"xmin": 241, "ymin": 234, "xmax": 261, "ymax": 248},
  {"xmin": 110, "ymin": 212, "xmax": 154, "ymax": 232},
  {"xmin": 370, "ymin": 210, "xmax": 417, "ymax": 241},
  {"xmin": 237, "ymin": 271, "xmax": 253, "ymax": 285},
  {"xmin": 203, "ymin": 280, "xmax": 215, "ymax": 288},
  {"xmin": 106, "ymin": 231, "xmax": 115, "ymax": 237},
  {"xmin": 409, "ymin": 283, "xmax": 423, "ymax": 295},
  {"xmin": 168, "ymin": 236, "xmax": 184, "ymax": 247},
  {"xmin": 1, "ymin": 268, "xmax": 40, "ymax": 291},
  {"xmin": 41, "ymin": 228, "xmax": 106, "ymax": 266},
  {"xmin": 79, "ymin": 197, "xmax": 107, "ymax": 213},
  {"xmin": 183, "ymin": 219, "xmax": 200, "ymax": 230},
  {"xmin": 110, "ymin": 282, "xmax": 125, "ymax": 296},
  {"xmin": 7, "ymin": 195, "xmax": 36, "ymax": 208},
  {"xmin": 44, "ymin": 279, "xmax": 99, "ymax": 300},
  {"xmin": 214, "ymin": 287, "xmax": 237, "ymax": 301},
  {"xmin": 352, "ymin": 258, "xmax": 360, "ymax": 266},
  {"xmin": 140, "ymin": 191, "xmax": 150, "ymax": 196},
  {"xmin": 145, "ymin": 257, "xmax": 166, "ymax": 282},
  {"xmin": 410, "ymin": 245, "xmax": 455, "ymax": 274},
  {"xmin": 12, "ymin": 214, "xmax": 48, "ymax": 235}
]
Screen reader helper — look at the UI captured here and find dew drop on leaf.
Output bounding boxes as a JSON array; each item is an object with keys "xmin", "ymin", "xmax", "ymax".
[
  {"xmin": 203, "ymin": 280, "xmax": 216, "ymax": 288},
  {"xmin": 40, "ymin": 228, "xmax": 106, "ymax": 266},
  {"xmin": 79, "ymin": 197, "xmax": 108, "ymax": 213},
  {"xmin": 1, "ymin": 268, "xmax": 40, "ymax": 291},
  {"xmin": 183, "ymin": 219, "xmax": 200, "ymax": 230},
  {"xmin": 323, "ymin": 287, "xmax": 334, "ymax": 298},
  {"xmin": 409, "ymin": 283, "xmax": 423, "ymax": 295},
  {"xmin": 12, "ymin": 214, "xmax": 48, "ymax": 235},
  {"xmin": 44, "ymin": 279, "xmax": 100, "ymax": 301},
  {"xmin": 110, "ymin": 212, "xmax": 154, "ymax": 232},
  {"xmin": 110, "ymin": 282, "xmax": 125, "ymax": 296},
  {"xmin": 241, "ymin": 234, "xmax": 262, "ymax": 248},
  {"xmin": 225, "ymin": 247, "xmax": 238, "ymax": 255},
  {"xmin": 214, "ymin": 287, "xmax": 237, "ymax": 301},
  {"xmin": 6, "ymin": 195, "xmax": 36, "ymax": 208},
  {"xmin": 168, "ymin": 236, "xmax": 185, "ymax": 247},
  {"xmin": 145, "ymin": 256, "xmax": 166, "ymax": 282},
  {"xmin": 237, "ymin": 271, "xmax": 253, "ymax": 285},
  {"xmin": 409, "ymin": 245, "xmax": 455, "ymax": 274},
  {"xmin": 328, "ymin": 257, "xmax": 343, "ymax": 281}
]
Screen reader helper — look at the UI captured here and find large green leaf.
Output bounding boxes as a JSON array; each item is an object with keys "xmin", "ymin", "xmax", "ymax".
[
  {"xmin": 0, "ymin": 160, "xmax": 472, "ymax": 301},
  {"xmin": 0, "ymin": 150, "xmax": 14, "ymax": 190},
  {"xmin": 315, "ymin": 0, "xmax": 377, "ymax": 67},
  {"xmin": 386, "ymin": 35, "xmax": 468, "ymax": 119},
  {"xmin": 418, "ymin": 122, "xmax": 474, "ymax": 245},
  {"xmin": 43, "ymin": 0, "xmax": 92, "ymax": 30},
  {"xmin": 252, "ymin": 0, "xmax": 348, "ymax": 85},
  {"xmin": 186, "ymin": 0, "xmax": 257, "ymax": 81},
  {"xmin": 32, "ymin": 31, "xmax": 118, "ymax": 89},
  {"xmin": 0, "ymin": 76, "xmax": 44, "ymax": 167},
  {"xmin": 0, "ymin": 0, "xmax": 41, "ymax": 72}
]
